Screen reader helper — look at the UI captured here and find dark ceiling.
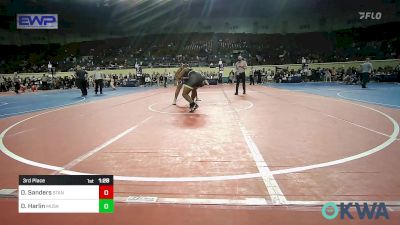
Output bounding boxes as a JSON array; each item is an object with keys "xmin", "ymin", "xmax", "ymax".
[{"xmin": 0, "ymin": 0, "xmax": 399, "ymax": 43}]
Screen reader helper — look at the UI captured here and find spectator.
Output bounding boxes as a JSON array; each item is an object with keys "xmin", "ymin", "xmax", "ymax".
[
  {"xmin": 30, "ymin": 79, "xmax": 37, "ymax": 92},
  {"xmin": 0, "ymin": 75, "xmax": 6, "ymax": 92},
  {"xmin": 13, "ymin": 72, "xmax": 20, "ymax": 94},
  {"xmin": 41, "ymin": 74, "xmax": 49, "ymax": 90},
  {"xmin": 249, "ymin": 67, "xmax": 255, "ymax": 85},
  {"xmin": 324, "ymin": 69, "xmax": 332, "ymax": 82},
  {"xmin": 163, "ymin": 72, "xmax": 168, "ymax": 88},
  {"xmin": 343, "ymin": 73, "xmax": 351, "ymax": 84},
  {"xmin": 331, "ymin": 67, "xmax": 337, "ymax": 81},
  {"xmin": 256, "ymin": 69, "xmax": 262, "ymax": 84},
  {"xmin": 228, "ymin": 70, "xmax": 234, "ymax": 84},
  {"xmin": 110, "ymin": 75, "xmax": 116, "ymax": 90}
]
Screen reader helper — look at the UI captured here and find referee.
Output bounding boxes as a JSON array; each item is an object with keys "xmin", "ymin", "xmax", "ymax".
[
  {"xmin": 360, "ymin": 58, "xmax": 373, "ymax": 88},
  {"xmin": 74, "ymin": 65, "xmax": 88, "ymax": 96},
  {"xmin": 235, "ymin": 56, "xmax": 247, "ymax": 95}
]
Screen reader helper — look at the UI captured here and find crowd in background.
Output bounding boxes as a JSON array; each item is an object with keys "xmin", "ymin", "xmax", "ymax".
[
  {"xmin": 253, "ymin": 64, "xmax": 399, "ymax": 84},
  {"xmin": 0, "ymin": 71, "xmax": 178, "ymax": 93},
  {"xmin": 0, "ymin": 23, "xmax": 399, "ymax": 74},
  {"xmin": 1, "ymin": 63, "xmax": 399, "ymax": 94},
  {"xmin": 1, "ymin": 21, "xmax": 399, "ymax": 93}
]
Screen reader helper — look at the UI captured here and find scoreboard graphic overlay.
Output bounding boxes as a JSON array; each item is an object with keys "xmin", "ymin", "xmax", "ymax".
[{"xmin": 18, "ymin": 175, "xmax": 114, "ymax": 213}]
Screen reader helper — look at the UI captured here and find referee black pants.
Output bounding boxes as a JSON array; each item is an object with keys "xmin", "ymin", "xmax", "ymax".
[
  {"xmin": 42, "ymin": 81, "xmax": 48, "ymax": 90},
  {"xmin": 95, "ymin": 79, "xmax": 103, "ymax": 94},
  {"xmin": 0, "ymin": 83, "xmax": 6, "ymax": 92},
  {"xmin": 235, "ymin": 72, "xmax": 246, "ymax": 94},
  {"xmin": 249, "ymin": 75, "xmax": 254, "ymax": 85},
  {"xmin": 14, "ymin": 82, "xmax": 20, "ymax": 94},
  {"xmin": 361, "ymin": 72, "xmax": 370, "ymax": 88},
  {"xmin": 77, "ymin": 79, "xmax": 87, "ymax": 96},
  {"xmin": 397, "ymin": 71, "xmax": 400, "ymax": 83}
]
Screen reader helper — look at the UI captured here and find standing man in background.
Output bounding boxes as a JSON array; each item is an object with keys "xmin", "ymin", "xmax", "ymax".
[
  {"xmin": 228, "ymin": 70, "xmax": 234, "ymax": 84},
  {"xmin": 41, "ymin": 74, "xmax": 48, "ymax": 90},
  {"xmin": 218, "ymin": 59, "xmax": 224, "ymax": 84},
  {"xmin": 324, "ymin": 69, "xmax": 332, "ymax": 82},
  {"xmin": 13, "ymin": 72, "xmax": 20, "ymax": 94},
  {"xmin": 112, "ymin": 74, "xmax": 118, "ymax": 89},
  {"xmin": 360, "ymin": 58, "xmax": 373, "ymax": 88},
  {"xmin": 257, "ymin": 69, "xmax": 262, "ymax": 84},
  {"xmin": 136, "ymin": 62, "xmax": 145, "ymax": 86},
  {"xmin": 235, "ymin": 56, "xmax": 247, "ymax": 95},
  {"xmin": 94, "ymin": 67, "xmax": 104, "ymax": 95},
  {"xmin": 0, "ymin": 75, "xmax": 6, "ymax": 92},
  {"xmin": 249, "ymin": 67, "xmax": 255, "ymax": 85},
  {"xmin": 164, "ymin": 72, "xmax": 168, "ymax": 88},
  {"xmin": 74, "ymin": 65, "xmax": 88, "ymax": 96}
]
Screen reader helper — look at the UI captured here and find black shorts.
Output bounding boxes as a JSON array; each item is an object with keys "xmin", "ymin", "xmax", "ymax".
[
  {"xmin": 179, "ymin": 76, "xmax": 189, "ymax": 85},
  {"xmin": 184, "ymin": 71, "xmax": 205, "ymax": 89}
]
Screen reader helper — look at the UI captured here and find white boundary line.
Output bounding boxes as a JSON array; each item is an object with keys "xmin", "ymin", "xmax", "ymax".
[
  {"xmin": 0, "ymin": 104, "xmax": 262, "ymax": 181},
  {"xmin": 0, "ymin": 97, "xmax": 86, "ymax": 117},
  {"xmin": 118, "ymin": 197, "xmax": 400, "ymax": 207},
  {"xmin": 322, "ymin": 113, "xmax": 399, "ymax": 141},
  {"xmin": 53, "ymin": 116, "xmax": 153, "ymax": 175},
  {"xmin": 117, "ymin": 196, "xmax": 269, "ymax": 205},
  {"xmin": 61, "ymin": 171, "xmax": 262, "ymax": 181},
  {"xmin": 2, "ymin": 189, "xmax": 400, "ymax": 207},
  {"xmin": 0, "ymin": 102, "xmax": 8, "ymax": 107},
  {"xmin": 253, "ymin": 88, "xmax": 400, "ymax": 175},
  {"xmin": 148, "ymin": 100, "xmax": 253, "ymax": 115},
  {"xmin": 0, "ymin": 88, "xmax": 398, "ymax": 182},
  {"xmin": 238, "ymin": 120, "xmax": 287, "ymax": 204},
  {"xmin": 0, "ymin": 109, "xmax": 70, "ymax": 171},
  {"xmin": 0, "ymin": 87, "xmax": 155, "ymax": 118},
  {"xmin": 285, "ymin": 200, "xmax": 400, "ymax": 206},
  {"xmin": 337, "ymin": 91, "xmax": 400, "ymax": 109},
  {"xmin": 260, "ymin": 88, "xmax": 400, "ymax": 142},
  {"xmin": 221, "ymin": 87, "xmax": 287, "ymax": 205},
  {"xmin": 0, "ymin": 87, "xmax": 399, "ymax": 205}
]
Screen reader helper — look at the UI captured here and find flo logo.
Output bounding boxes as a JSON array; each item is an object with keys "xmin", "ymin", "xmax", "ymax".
[
  {"xmin": 359, "ymin": 12, "xmax": 382, "ymax": 20},
  {"xmin": 321, "ymin": 202, "xmax": 389, "ymax": 220}
]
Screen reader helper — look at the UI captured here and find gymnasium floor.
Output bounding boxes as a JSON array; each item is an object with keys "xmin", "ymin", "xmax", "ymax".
[{"xmin": 0, "ymin": 82, "xmax": 399, "ymax": 225}]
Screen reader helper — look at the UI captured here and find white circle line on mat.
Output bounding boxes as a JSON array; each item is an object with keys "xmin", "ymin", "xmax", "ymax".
[
  {"xmin": 148, "ymin": 100, "xmax": 254, "ymax": 115},
  {"xmin": 0, "ymin": 92, "xmax": 398, "ymax": 182}
]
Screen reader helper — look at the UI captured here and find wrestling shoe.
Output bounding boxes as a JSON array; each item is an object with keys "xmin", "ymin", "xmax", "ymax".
[{"xmin": 189, "ymin": 102, "xmax": 199, "ymax": 112}]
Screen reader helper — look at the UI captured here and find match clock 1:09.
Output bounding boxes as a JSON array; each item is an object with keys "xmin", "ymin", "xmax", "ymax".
[{"xmin": 98, "ymin": 177, "xmax": 111, "ymax": 184}]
